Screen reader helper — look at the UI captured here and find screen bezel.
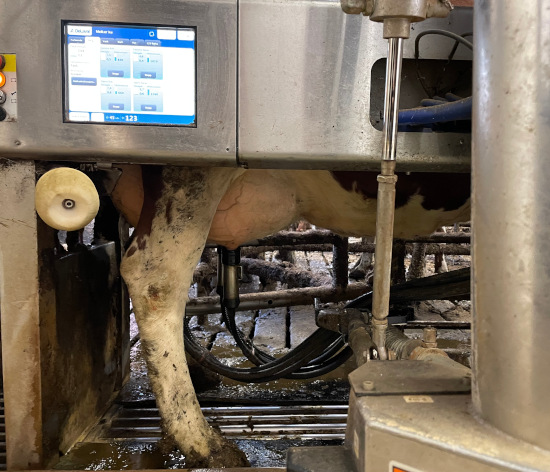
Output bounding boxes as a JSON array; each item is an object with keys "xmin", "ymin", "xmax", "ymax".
[{"xmin": 62, "ymin": 20, "xmax": 198, "ymax": 128}]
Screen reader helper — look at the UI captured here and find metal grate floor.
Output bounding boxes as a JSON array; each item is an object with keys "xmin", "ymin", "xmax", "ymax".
[
  {"xmin": 87, "ymin": 402, "xmax": 348, "ymax": 443},
  {"xmin": 55, "ymin": 401, "xmax": 347, "ymax": 469}
]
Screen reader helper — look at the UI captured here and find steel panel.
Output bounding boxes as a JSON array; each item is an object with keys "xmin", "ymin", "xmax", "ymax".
[
  {"xmin": 238, "ymin": 0, "xmax": 473, "ymax": 171},
  {"xmin": 348, "ymin": 359, "xmax": 471, "ymax": 397},
  {"xmin": 0, "ymin": 0, "xmax": 237, "ymax": 166},
  {"xmin": 347, "ymin": 393, "xmax": 550, "ymax": 472}
]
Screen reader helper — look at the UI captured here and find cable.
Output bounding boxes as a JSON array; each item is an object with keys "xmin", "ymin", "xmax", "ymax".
[
  {"xmin": 221, "ymin": 306, "xmax": 350, "ymax": 379},
  {"xmin": 286, "ymin": 347, "xmax": 353, "ymax": 379},
  {"xmin": 223, "ymin": 305, "xmax": 346, "ymax": 367},
  {"xmin": 184, "ymin": 317, "xmax": 344, "ymax": 382},
  {"xmin": 414, "ymin": 29, "xmax": 473, "ymax": 98},
  {"xmin": 448, "ymin": 32, "xmax": 473, "ymax": 62},
  {"xmin": 414, "ymin": 30, "xmax": 473, "ymax": 61},
  {"xmin": 222, "ymin": 306, "xmax": 271, "ymax": 365}
]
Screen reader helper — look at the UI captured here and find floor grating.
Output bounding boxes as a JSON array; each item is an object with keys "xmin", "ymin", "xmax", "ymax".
[{"xmin": 89, "ymin": 402, "xmax": 348, "ymax": 443}]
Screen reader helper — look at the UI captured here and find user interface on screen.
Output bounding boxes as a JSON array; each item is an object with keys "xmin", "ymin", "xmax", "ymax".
[{"xmin": 63, "ymin": 22, "xmax": 196, "ymax": 126}]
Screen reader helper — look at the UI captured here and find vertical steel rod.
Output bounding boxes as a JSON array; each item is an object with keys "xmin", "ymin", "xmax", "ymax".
[
  {"xmin": 382, "ymin": 38, "xmax": 404, "ymax": 161},
  {"xmin": 371, "ymin": 37, "xmax": 403, "ymax": 360}
]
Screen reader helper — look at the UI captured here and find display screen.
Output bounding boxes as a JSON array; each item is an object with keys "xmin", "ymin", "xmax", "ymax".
[{"xmin": 63, "ymin": 22, "xmax": 196, "ymax": 126}]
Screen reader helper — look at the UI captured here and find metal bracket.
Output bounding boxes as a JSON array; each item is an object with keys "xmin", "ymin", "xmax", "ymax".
[
  {"xmin": 349, "ymin": 359, "xmax": 471, "ymax": 396},
  {"xmin": 341, "ymin": 0, "xmax": 452, "ymax": 19}
]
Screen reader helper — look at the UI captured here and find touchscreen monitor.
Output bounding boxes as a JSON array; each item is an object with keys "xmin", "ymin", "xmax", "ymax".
[{"xmin": 63, "ymin": 22, "xmax": 196, "ymax": 126}]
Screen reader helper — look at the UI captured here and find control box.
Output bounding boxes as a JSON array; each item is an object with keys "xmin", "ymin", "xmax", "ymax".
[{"xmin": 0, "ymin": 0, "xmax": 237, "ymax": 166}]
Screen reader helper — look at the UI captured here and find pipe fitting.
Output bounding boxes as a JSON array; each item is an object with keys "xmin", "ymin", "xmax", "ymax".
[
  {"xmin": 409, "ymin": 346, "xmax": 449, "ymax": 361},
  {"xmin": 377, "ymin": 173, "xmax": 398, "ymax": 185},
  {"xmin": 385, "ymin": 325, "xmax": 422, "ymax": 359},
  {"xmin": 370, "ymin": 0, "xmax": 428, "ymax": 23},
  {"xmin": 342, "ymin": 0, "xmax": 453, "ymax": 37},
  {"xmin": 371, "ymin": 0, "xmax": 427, "ymax": 38},
  {"xmin": 382, "ymin": 18, "xmax": 412, "ymax": 39},
  {"xmin": 381, "ymin": 159, "xmax": 397, "ymax": 176},
  {"xmin": 347, "ymin": 309, "xmax": 377, "ymax": 366},
  {"xmin": 371, "ymin": 318, "xmax": 388, "ymax": 360},
  {"xmin": 421, "ymin": 326, "xmax": 438, "ymax": 348},
  {"xmin": 427, "ymin": 0, "xmax": 453, "ymax": 18}
]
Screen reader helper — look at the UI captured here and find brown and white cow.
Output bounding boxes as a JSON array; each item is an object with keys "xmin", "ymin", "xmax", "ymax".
[{"xmin": 112, "ymin": 165, "xmax": 470, "ymax": 467}]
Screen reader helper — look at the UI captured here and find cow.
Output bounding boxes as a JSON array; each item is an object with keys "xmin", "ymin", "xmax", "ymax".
[{"xmin": 111, "ymin": 164, "xmax": 470, "ymax": 467}]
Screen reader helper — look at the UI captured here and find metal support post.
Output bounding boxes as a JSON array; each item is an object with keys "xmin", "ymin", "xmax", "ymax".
[
  {"xmin": 473, "ymin": 0, "xmax": 550, "ymax": 451},
  {"xmin": 332, "ymin": 236, "xmax": 349, "ymax": 289},
  {"xmin": 370, "ymin": 35, "xmax": 403, "ymax": 360},
  {"xmin": 0, "ymin": 160, "xmax": 43, "ymax": 468}
]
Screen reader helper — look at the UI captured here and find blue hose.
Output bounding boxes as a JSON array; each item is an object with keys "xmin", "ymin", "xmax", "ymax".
[{"xmin": 398, "ymin": 96, "xmax": 472, "ymax": 125}]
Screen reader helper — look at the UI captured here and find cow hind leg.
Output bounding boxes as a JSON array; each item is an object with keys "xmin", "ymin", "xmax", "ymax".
[{"xmin": 120, "ymin": 166, "xmax": 248, "ymax": 468}]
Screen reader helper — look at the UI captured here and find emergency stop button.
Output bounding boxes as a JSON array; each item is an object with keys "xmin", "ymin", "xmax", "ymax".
[{"xmin": 0, "ymin": 55, "xmax": 5, "ymax": 70}]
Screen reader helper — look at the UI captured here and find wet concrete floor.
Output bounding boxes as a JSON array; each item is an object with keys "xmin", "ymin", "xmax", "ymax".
[{"xmin": 55, "ymin": 440, "xmax": 343, "ymax": 470}]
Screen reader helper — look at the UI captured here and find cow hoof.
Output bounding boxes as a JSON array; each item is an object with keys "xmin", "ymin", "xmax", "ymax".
[
  {"xmin": 207, "ymin": 437, "xmax": 250, "ymax": 468},
  {"xmin": 35, "ymin": 167, "xmax": 100, "ymax": 231}
]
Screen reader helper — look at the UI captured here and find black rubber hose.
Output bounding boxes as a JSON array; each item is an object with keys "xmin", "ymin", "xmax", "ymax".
[
  {"xmin": 345, "ymin": 267, "xmax": 470, "ymax": 309},
  {"xmin": 215, "ymin": 245, "xmax": 350, "ymax": 378},
  {"xmin": 302, "ymin": 336, "xmax": 347, "ymax": 366},
  {"xmin": 224, "ymin": 305, "xmax": 339, "ymax": 367},
  {"xmin": 286, "ymin": 346, "xmax": 353, "ymax": 379},
  {"xmin": 185, "ymin": 328, "xmax": 351, "ymax": 382},
  {"xmin": 223, "ymin": 305, "xmax": 350, "ymax": 376},
  {"xmin": 186, "ymin": 312, "xmax": 352, "ymax": 382},
  {"xmin": 184, "ymin": 319, "xmax": 341, "ymax": 382},
  {"xmin": 222, "ymin": 306, "xmax": 270, "ymax": 366}
]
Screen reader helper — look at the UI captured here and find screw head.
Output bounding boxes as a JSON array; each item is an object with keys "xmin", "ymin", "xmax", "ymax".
[
  {"xmin": 362, "ymin": 380, "xmax": 375, "ymax": 391},
  {"xmin": 62, "ymin": 199, "xmax": 76, "ymax": 209}
]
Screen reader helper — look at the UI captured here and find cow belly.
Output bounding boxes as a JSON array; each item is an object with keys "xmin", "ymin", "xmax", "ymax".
[
  {"xmin": 208, "ymin": 170, "xmax": 299, "ymax": 249},
  {"xmin": 393, "ymin": 194, "xmax": 470, "ymax": 238},
  {"xmin": 114, "ymin": 166, "xmax": 470, "ymax": 246},
  {"xmin": 208, "ymin": 169, "xmax": 470, "ymax": 244},
  {"xmin": 290, "ymin": 170, "xmax": 470, "ymax": 238}
]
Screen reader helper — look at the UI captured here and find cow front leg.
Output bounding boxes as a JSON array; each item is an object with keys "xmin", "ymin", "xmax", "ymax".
[{"xmin": 120, "ymin": 166, "xmax": 248, "ymax": 467}]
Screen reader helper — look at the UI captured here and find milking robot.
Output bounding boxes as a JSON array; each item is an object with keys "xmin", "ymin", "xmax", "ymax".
[{"xmin": 0, "ymin": 0, "xmax": 548, "ymax": 470}]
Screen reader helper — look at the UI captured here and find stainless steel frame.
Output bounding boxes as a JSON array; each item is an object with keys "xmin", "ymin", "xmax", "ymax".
[
  {"xmin": 0, "ymin": 161, "xmax": 42, "ymax": 469},
  {"xmin": 0, "ymin": 0, "xmax": 237, "ymax": 166},
  {"xmin": 346, "ymin": 392, "xmax": 550, "ymax": 472},
  {"xmin": 0, "ymin": 0, "xmax": 472, "ymax": 171},
  {"xmin": 346, "ymin": 0, "xmax": 550, "ymax": 469}
]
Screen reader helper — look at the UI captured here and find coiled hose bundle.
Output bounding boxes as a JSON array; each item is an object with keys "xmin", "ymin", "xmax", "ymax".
[{"xmin": 184, "ymin": 306, "xmax": 352, "ymax": 383}]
